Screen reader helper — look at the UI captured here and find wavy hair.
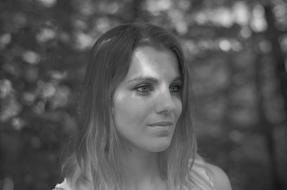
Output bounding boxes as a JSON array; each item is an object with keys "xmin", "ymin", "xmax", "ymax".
[{"xmin": 62, "ymin": 23, "xmax": 197, "ymax": 190}]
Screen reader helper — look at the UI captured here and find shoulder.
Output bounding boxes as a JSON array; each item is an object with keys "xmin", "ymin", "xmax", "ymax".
[
  {"xmin": 53, "ymin": 179, "xmax": 72, "ymax": 190},
  {"xmin": 205, "ymin": 163, "xmax": 232, "ymax": 190}
]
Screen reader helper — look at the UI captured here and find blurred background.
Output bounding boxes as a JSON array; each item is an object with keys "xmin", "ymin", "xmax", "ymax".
[{"xmin": 0, "ymin": 0, "xmax": 286, "ymax": 190}]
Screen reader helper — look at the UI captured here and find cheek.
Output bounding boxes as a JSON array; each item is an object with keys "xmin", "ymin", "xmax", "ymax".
[{"xmin": 113, "ymin": 92, "xmax": 151, "ymax": 131}]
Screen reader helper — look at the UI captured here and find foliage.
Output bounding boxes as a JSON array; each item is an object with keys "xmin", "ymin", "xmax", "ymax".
[{"xmin": 0, "ymin": 0, "xmax": 286, "ymax": 190}]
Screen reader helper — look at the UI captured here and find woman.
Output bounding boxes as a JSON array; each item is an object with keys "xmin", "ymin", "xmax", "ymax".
[{"xmin": 54, "ymin": 23, "xmax": 232, "ymax": 190}]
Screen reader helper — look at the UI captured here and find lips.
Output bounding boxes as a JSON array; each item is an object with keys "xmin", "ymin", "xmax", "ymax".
[{"xmin": 148, "ymin": 121, "xmax": 173, "ymax": 127}]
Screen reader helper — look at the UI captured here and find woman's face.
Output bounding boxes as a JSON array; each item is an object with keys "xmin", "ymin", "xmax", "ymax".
[{"xmin": 113, "ymin": 46, "xmax": 182, "ymax": 153}]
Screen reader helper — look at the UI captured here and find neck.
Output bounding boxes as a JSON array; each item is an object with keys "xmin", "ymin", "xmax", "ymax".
[
  {"xmin": 122, "ymin": 147, "xmax": 159, "ymax": 178},
  {"xmin": 119, "ymin": 145, "xmax": 166, "ymax": 189}
]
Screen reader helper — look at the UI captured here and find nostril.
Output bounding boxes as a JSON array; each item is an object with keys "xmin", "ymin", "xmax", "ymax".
[{"xmin": 157, "ymin": 109, "xmax": 172, "ymax": 117}]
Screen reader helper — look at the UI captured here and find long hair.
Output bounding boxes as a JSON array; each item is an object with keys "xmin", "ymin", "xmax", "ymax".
[{"xmin": 62, "ymin": 23, "xmax": 197, "ymax": 190}]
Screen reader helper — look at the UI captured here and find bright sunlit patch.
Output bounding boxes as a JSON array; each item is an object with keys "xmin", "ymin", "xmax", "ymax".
[
  {"xmin": 49, "ymin": 70, "xmax": 67, "ymax": 80},
  {"xmin": 22, "ymin": 51, "xmax": 40, "ymax": 65},
  {"xmin": 250, "ymin": 4, "xmax": 267, "ymax": 32},
  {"xmin": 213, "ymin": 8, "xmax": 234, "ymax": 27},
  {"xmin": 168, "ymin": 9, "xmax": 187, "ymax": 34},
  {"xmin": 12, "ymin": 117, "xmax": 25, "ymax": 130},
  {"xmin": 51, "ymin": 86, "xmax": 70, "ymax": 109},
  {"xmin": 96, "ymin": 18, "xmax": 112, "ymax": 33},
  {"xmin": 133, "ymin": 48, "xmax": 162, "ymax": 78},
  {"xmin": 0, "ymin": 79, "xmax": 12, "ymax": 98},
  {"xmin": 194, "ymin": 7, "xmax": 234, "ymax": 27},
  {"xmin": 233, "ymin": 1, "xmax": 249, "ymax": 26},
  {"xmin": 146, "ymin": 0, "xmax": 172, "ymax": 14},
  {"xmin": 38, "ymin": 0, "xmax": 57, "ymax": 7},
  {"xmin": 38, "ymin": 81, "xmax": 56, "ymax": 98},
  {"xmin": 36, "ymin": 28, "xmax": 56, "ymax": 43},
  {"xmin": 75, "ymin": 32, "xmax": 93, "ymax": 50},
  {"xmin": 219, "ymin": 39, "xmax": 232, "ymax": 52},
  {"xmin": 0, "ymin": 33, "xmax": 11, "ymax": 49},
  {"xmin": 99, "ymin": 2, "xmax": 119, "ymax": 14}
]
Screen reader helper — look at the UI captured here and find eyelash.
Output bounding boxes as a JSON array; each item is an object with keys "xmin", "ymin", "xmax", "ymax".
[
  {"xmin": 134, "ymin": 83, "xmax": 182, "ymax": 96},
  {"xmin": 134, "ymin": 84, "xmax": 153, "ymax": 95}
]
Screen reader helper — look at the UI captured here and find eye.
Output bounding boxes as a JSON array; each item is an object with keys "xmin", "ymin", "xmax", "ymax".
[
  {"xmin": 170, "ymin": 83, "xmax": 182, "ymax": 94},
  {"xmin": 134, "ymin": 83, "xmax": 154, "ymax": 96}
]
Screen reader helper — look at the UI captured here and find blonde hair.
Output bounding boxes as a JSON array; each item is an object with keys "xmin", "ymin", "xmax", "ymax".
[{"xmin": 62, "ymin": 23, "xmax": 197, "ymax": 190}]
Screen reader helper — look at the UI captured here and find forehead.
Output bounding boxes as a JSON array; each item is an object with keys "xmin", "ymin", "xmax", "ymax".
[{"xmin": 123, "ymin": 46, "xmax": 180, "ymax": 80}]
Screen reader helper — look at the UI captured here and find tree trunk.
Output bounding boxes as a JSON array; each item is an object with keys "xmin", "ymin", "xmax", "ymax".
[
  {"xmin": 262, "ymin": 3, "xmax": 287, "ymax": 190},
  {"xmin": 263, "ymin": 4, "xmax": 287, "ymax": 118},
  {"xmin": 255, "ymin": 49, "xmax": 283, "ymax": 190}
]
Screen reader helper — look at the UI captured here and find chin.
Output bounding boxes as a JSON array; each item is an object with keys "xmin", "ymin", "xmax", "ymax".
[{"xmin": 146, "ymin": 138, "xmax": 172, "ymax": 152}]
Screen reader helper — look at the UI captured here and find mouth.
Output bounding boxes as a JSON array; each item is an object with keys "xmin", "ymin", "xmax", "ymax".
[{"xmin": 148, "ymin": 121, "xmax": 174, "ymax": 127}]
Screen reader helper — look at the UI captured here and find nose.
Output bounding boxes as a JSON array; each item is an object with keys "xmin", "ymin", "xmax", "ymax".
[{"xmin": 155, "ymin": 88, "xmax": 176, "ymax": 115}]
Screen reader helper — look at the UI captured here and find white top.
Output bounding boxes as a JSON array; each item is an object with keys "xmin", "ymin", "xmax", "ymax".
[
  {"xmin": 53, "ymin": 159, "xmax": 216, "ymax": 190},
  {"xmin": 53, "ymin": 178, "xmax": 72, "ymax": 190}
]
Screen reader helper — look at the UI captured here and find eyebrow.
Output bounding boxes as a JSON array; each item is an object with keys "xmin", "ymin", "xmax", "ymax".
[{"xmin": 127, "ymin": 76, "xmax": 182, "ymax": 84}]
